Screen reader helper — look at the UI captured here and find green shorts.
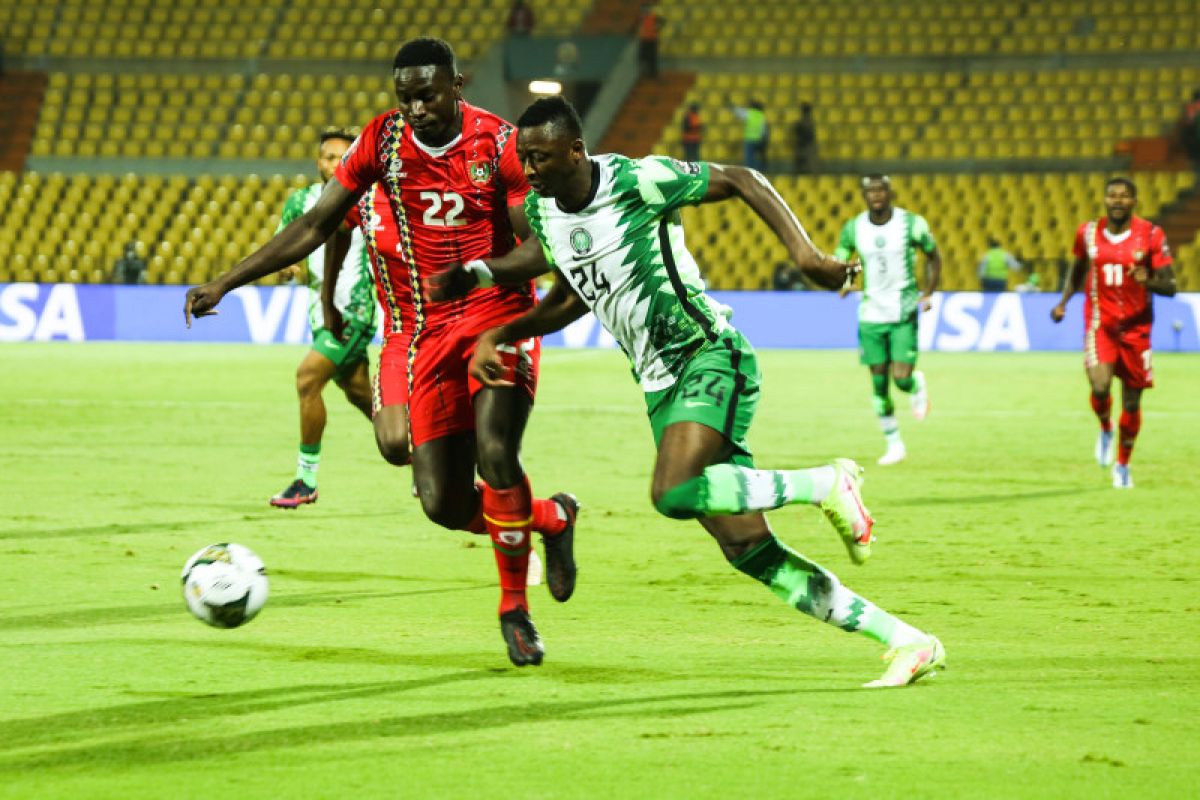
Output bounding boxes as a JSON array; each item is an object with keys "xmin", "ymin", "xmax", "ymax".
[
  {"xmin": 858, "ymin": 318, "xmax": 919, "ymax": 366},
  {"xmin": 645, "ymin": 329, "xmax": 761, "ymax": 468},
  {"xmin": 312, "ymin": 320, "xmax": 372, "ymax": 380}
]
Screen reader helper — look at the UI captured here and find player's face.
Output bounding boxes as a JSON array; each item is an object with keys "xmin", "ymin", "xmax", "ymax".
[
  {"xmin": 393, "ymin": 66, "xmax": 463, "ymax": 147},
  {"xmin": 516, "ymin": 124, "xmax": 582, "ymax": 198},
  {"xmin": 1104, "ymin": 183, "xmax": 1136, "ymax": 226},
  {"xmin": 316, "ymin": 138, "xmax": 350, "ymax": 183},
  {"xmin": 863, "ymin": 180, "xmax": 892, "ymax": 212}
]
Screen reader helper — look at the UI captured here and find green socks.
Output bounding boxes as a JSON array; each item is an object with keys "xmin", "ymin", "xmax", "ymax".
[
  {"xmin": 732, "ymin": 534, "xmax": 925, "ymax": 649},
  {"xmin": 296, "ymin": 442, "xmax": 321, "ymax": 488},
  {"xmin": 871, "ymin": 372, "xmax": 894, "ymax": 416},
  {"xmin": 654, "ymin": 464, "xmax": 836, "ymax": 519}
]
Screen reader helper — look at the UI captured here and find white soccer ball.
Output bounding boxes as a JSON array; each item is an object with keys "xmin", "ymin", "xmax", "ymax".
[{"xmin": 180, "ymin": 543, "xmax": 269, "ymax": 628}]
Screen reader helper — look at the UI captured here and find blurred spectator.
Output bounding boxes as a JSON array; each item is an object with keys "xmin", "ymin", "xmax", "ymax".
[
  {"xmin": 729, "ymin": 97, "xmax": 768, "ymax": 171},
  {"xmin": 792, "ymin": 102, "xmax": 817, "ymax": 174},
  {"xmin": 110, "ymin": 241, "xmax": 147, "ymax": 284},
  {"xmin": 976, "ymin": 237, "xmax": 1023, "ymax": 292},
  {"xmin": 1181, "ymin": 89, "xmax": 1200, "ymax": 178},
  {"xmin": 506, "ymin": 0, "xmax": 535, "ymax": 36},
  {"xmin": 681, "ymin": 102, "xmax": 703, "ymax": 162},
  {"xmin": 636, "ymin": 4, "xmax": 662, "ymax": 79}
]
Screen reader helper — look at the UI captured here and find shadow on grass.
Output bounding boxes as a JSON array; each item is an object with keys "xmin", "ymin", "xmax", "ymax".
[
  {"xmin": 888, "ymin": 487, "xmax": 1105, "ymax": 507},
  {"xmin": 0, "ymin": 585, "xmax": 486, "ymax": 632},
  {"xmin": 0, "ymin": 681, "xmax": 801, "ymax": 770},
  {"xmin": 0, "ymin": 510, "xmax": 405, "ymax": 541}
]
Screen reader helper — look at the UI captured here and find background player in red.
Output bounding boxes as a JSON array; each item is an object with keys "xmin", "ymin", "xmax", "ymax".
[
  {"xmin": 184, "ymin": 38, "xmax": 576, "ymax": 666},
  {"xmin": 1051, "ymin": 177, "xmax": 1177, "ymax": 489}
]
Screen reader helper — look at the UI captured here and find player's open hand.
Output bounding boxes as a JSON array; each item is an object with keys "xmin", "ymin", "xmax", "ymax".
[
  {"xmin": 426, "ymin": 262, "xmax": 478, "ymax": 302},
  {"xmin": 1050, "ymin": 303, "xmax": 1066, "ymax": 323},
  {"xmin": 469, "ymin": 333, "xmax": 514, "ymax": 388},
  {"xmin": 184, "ymin": 282, "xmax": 225, "ymax": 328}
]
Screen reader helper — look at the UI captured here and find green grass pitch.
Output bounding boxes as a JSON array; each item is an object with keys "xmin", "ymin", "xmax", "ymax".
[{"xmin": 1, "ymin": 343, "xmax": 1198, "ymax": 798}]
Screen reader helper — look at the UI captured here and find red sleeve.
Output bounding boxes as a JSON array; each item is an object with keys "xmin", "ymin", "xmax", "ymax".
[
  {"xmin": 1150, "ymin": 225, "xmax": 1173, "ymax": 269},
  {"xmin": 498, "ymin": 133, "xmax": 530, "ymax": 207},
  {"xmin": 1072, "ymin": 222, "xmax": 1088, "ymax": 261},
  {"xmin": 333, "ymin": 114, "xmax": 385, "ymax": 195}
]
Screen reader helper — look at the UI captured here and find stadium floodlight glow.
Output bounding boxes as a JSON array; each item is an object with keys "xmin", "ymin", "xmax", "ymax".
[{"xmin": 528, "ymin": 80, "xmax": 562, "ymax": 95}]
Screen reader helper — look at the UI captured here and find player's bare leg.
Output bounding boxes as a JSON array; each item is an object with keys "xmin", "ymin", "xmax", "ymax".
[
  {"xmin": 411, "ymin": 432, "xmax": 481, "ymax": 530},
  {"xmin": 335, "ymin": 359, "xmax": 374, "ymax": 420},
  {"xmin": 652, "ymin": 422, "xmax": 872, "ymax": 562},
  {"xmin": 869, "ymin": 363, "xmax": 905, "ymax": 465},
  {"xmin": 891, "ymin": 360, "xmax": 928, "ymax": 421},
  {"xmin": 1086, "ymin": 362, "xmax": 1117, "ymax": 468},
  {"xmin": 1113, "ymin": 382, "xmax": 1143, "ymax": 489},
  {"xmin": 650, "ymin": 423, "xmax": 940, "ymax": 686},
  {"xmin": 271, "ymin": 350, "xmax": 337, "ymax": 508},
  {"xmin": 373, "ymin": 403, "xmax": 411, "ymax": 467},
  {"xmin": 474, "ymin": 387, "xmax": 573, "ymax": 665}
]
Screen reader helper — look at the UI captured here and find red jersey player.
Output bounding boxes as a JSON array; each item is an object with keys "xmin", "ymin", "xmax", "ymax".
[
  {"xmin": 1051, "ymin": 177, "xmax": 1177, "ymax": 489},
  {"xmin": 184, "ymin": 38, "xmax": 578, "ymax": 666}
]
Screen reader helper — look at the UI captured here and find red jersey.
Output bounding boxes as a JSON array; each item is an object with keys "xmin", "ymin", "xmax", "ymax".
[
  {"xmin": 1073, "ymin": 215, "xmax": 1171, "ymax": 329},
  {"xmin": 334, "ymin": 102, "xmax": 534, "ymax": 342}
]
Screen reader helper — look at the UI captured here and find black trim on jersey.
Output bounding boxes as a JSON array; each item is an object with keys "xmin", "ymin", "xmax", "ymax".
[
  {"xmin": 722, "ymin": 342, "xmax": 744, "ymax": 443},
  {"xmin": 557, "ymin": 160, "xmax": 602, "ymax": 214},
  {"xmin": 657, "ymin": 218, "xmax": 716, "ymax": 342}
]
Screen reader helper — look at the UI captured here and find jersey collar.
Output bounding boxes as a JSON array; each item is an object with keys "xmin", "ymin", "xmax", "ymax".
[{"xmin": 557, "ymin": 159, "xmax": 602, "ymax": 214}]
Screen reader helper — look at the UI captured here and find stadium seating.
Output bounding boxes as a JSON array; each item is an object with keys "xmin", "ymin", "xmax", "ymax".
[
  {"xmin": 675, "ymin": 171, "xmax": 1196, "ymax": 290},
  {"xmin": 2, "ymin": 169, "xmax": 1194, "ymax": 291},
  {"xmin": 658, "ymin": 0, "xmax": 1200, "ymax": 59},
  {"xmin": 654, "ymin": 66, "xmax": 1200, "ymax": 167},
  {"xmin": 0, "ymin": 171, "xmax": 309, "ymax": 285}
]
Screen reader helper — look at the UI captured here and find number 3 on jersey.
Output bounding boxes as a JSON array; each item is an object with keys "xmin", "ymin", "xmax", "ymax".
[{"xmin": 420, "ymin": 191, "xmax": 465, "ymax": 227}]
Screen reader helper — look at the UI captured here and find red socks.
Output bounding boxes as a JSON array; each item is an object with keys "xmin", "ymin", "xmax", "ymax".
[
  {"xmin": 1118, "ymin": 409, "xmax": 1141, "ymax": 467},
  {"xmin": 482, "ymin": 480, "xmax": 534, "ymax": 614},
  {"xmin": 1090, "ymin": 393, "xmax": 1113, "ymax": 432}
]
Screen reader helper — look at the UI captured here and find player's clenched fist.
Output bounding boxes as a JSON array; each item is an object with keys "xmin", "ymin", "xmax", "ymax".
[
  {"xmin": 469, "ymin": 331, "xmax": 514, "ymax": 388},
  {"xmin": 1050, "ymin": 303, "xmax": 1066, "ymax": 323},
  {"xmin": 184, "ymin": 281, "xmax": 227, "ymax": 327},
  {"xmin": 425, "ymin": 261, "xmax": 478, "ymax": 302}
]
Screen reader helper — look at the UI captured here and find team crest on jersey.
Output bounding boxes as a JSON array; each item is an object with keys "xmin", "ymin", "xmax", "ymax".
[
  {"xmin": 874, "ymin": 235, "xmax": 886, "ymax": 248},
  {"xmin": 468, "ymin": 160, "xmax": 493, "ymax": 185},
  {"xmin": 569, "ymin": 227, "xmax": 593, "ymax": 256}
]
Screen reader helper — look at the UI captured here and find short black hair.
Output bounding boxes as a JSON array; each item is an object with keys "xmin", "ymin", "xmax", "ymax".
[
  {"xmin": 319, "ymin": 125, "xmax": 359, "ymax": 145},
  {"xmin": 393, "ymin": 37, "xmax": 457, "ymax": 74},
  {"xmin": 1106, "ymin": 176, "xmax": 1137, "ymax": 197},
  {"xmin": 517, "ymin": 96, "xmax": 584, "ymax": 140}
]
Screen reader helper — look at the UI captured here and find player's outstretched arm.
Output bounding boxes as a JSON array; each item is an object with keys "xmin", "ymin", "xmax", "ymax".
[
  {"xmin": 470, "ymin": 274, "xmax": 588, "ymax": 387},
  {"xmin": 701, "ymin": 164, "xmax": 855, "ymax": 290},
  {"xmin": 1051, "ymin": 256, "xmax": 1087, "ymax": 322},
  {"xmin": 921, "ymin": 247, "xmax": 943, "ymax": 310},
  {"xmin": 321, "ymin": 225, "xmax": 352, "ymax": 339},
  {"xmin": 425, "ymin": 236, "xmax": 551, "ymax": 301},
  {"xmin": 184, "ymin": 180, "xmax": 359, "ymax": 327}
]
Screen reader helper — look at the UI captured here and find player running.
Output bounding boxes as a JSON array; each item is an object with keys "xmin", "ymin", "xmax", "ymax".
[
  {"xmin": 1051, "ymin": 177, "xmax": 1177, "ymax": 489},
  {"xmin": 435, "ymin": 97, "xmax": 945, "ymax": 688},
  {"xmin": 184, "ymin": 38, "xmax": 576, "ymax": 667},
  {"xmin": 269, "ymin": 127, "xmax": 377, "ymax": 509},
  {"xmin": 834, "ymin": 175, "xmax": 941, "ymax": 466}
]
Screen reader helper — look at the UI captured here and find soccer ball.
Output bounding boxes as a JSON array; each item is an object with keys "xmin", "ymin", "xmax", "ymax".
[{"xmin": 181, "ymin": 543, "xmax": 269, "ymax": 628}]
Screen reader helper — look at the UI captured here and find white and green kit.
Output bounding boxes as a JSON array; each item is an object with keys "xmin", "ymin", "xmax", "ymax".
[{"xmin": 277, "ymin": 182, "xmax": 376, "ymax": 371}]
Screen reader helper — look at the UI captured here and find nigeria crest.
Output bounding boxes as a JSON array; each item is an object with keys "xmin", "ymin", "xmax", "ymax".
[{"xmin": 569, "ymin": 227, "xmax": 593, "ymax": 256}]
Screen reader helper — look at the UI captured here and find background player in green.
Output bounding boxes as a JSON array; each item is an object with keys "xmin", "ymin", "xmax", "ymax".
[
  {"xmin": 270, "ymin": 127, "xmax": 378, "ymax": 508},
  {"xmin": 835, "ymin": 174, "xmax": 941, "ymax": 466},
  {"xmin": 434, "ymin": 97, "xmax": 946, "ymax": 687}
]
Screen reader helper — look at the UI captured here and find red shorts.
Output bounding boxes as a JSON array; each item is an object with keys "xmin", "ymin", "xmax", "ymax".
[
  {"xmin": 1085, "ymin": 322, "xmax": 1153, "ymax": 389},
  {"xmin": 405, "ymin": 305, "xmax": 540, "ymax": 448}
]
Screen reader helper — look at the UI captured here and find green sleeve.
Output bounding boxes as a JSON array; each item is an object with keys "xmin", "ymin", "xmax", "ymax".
[
  {"xmin": 834, "ymin": 218, "xmax": 857, "ymax": 262},
  {"xmin": 635, "ymin": 156, "xmax": 711, "ymax": 214},
  {"xmin": 524, "ymin": 194, "xmax": 557, "ymax": 268},
  {"xmin": 911, "ymin": 214, "xmax": 937, "ymax": 254},
  {"xmin": 274, "ymin": 189, "xmax": 306, "ymax": 235}
]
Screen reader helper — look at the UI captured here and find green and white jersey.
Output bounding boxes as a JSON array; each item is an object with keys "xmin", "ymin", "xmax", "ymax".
[
  {"xmin": 834, "ymin": 207, "xmax": 936, "ymax": 324},
  {"xmin": 526, "ymin": 154, "xmax": 729, "ymax": 392},
  {"xmin": 276, "ymin": 182, "xmax": 376, "ymax": 331}
]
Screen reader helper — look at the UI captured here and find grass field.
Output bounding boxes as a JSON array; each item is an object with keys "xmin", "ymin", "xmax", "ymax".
[{"xmin": 2, "ymin": 343, "xmax": 1199, "ymax": 799}]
